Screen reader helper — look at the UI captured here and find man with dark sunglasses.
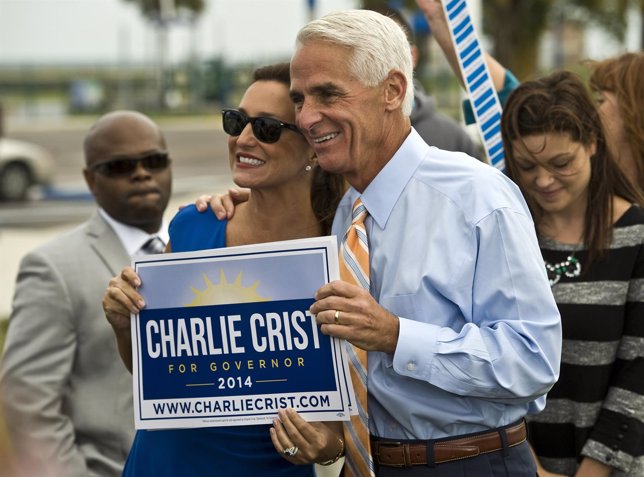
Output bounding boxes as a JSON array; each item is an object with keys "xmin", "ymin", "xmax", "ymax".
[{"xmin": 0, "ymin": 110, "xmax": 172, "ymax": 476}]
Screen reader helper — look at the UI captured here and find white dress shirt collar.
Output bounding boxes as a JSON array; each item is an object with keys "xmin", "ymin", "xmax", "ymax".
[
  {"xmin": 98, "ymin": 208, "xmax": 169, "ymax": 257},
  {"xmin": 349, "ymin": 128, "xmax": 428, "ymax": 230}
]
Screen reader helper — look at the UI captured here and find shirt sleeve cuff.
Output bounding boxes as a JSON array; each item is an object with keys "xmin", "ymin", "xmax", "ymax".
[
  {"xmin": 581, "ymin": 409, "xmax": 642, "ymax": 473},
  {"xmin": 581, "ymin": 438, "xmax": 632, "ymax": 473},
  {"xmin": 392, "ymin": 317, "xmax": 441, "ymax": 379}
]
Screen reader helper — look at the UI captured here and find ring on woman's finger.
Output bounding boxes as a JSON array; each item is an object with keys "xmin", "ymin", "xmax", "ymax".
[
  {"xmin": 283, "ymin": 446, "xmax": 299, "ymax": 457},
  {"xmin": 334, "ymin": 310, "xmax": 340, "ymax": 325}
]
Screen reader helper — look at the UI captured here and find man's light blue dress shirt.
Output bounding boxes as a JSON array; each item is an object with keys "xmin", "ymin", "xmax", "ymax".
[{"xmin": 332, "ymin": 128, "xmax": 561, "ymax": 440}]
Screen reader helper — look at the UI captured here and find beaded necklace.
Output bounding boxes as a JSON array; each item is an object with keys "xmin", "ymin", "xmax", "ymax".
[{"xmin": 544, "ymin": 254, "xmax": 582, "ymax": 286}]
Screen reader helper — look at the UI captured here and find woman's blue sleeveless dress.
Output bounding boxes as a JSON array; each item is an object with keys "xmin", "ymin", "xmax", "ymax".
[{"xmin": 122, "ymin": 205, "xmax": 314, "ymax": 477}]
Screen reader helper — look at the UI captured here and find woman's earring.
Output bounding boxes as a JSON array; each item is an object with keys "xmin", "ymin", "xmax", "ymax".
[{"xmin": 305, "ymin": 165, "xmax": 312, "ymax": 172}]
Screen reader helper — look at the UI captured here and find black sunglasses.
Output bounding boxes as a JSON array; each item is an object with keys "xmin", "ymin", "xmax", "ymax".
[
  {"xmin": 90, "ymin": 153, "xmax": 171, "ymax": 177},
  {"xmin": 221, "ymin": 109, "xmax": 301, "ymax": 144}
]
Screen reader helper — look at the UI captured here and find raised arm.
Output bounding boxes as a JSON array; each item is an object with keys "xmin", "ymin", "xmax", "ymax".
[{"xmin": 415, "ymin": 0, "xmax": 507, "ymax": 92}]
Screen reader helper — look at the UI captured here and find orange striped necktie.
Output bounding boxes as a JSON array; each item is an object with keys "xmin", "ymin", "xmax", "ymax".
[{"xmin": 339, "ymin": 198, "xmax": 374, "ymax": 477}]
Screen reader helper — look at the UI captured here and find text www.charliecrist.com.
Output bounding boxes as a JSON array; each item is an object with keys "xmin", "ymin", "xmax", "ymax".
[{"xmin": 152, "ymin": 394, "xmax": 332, "ymax": 415}]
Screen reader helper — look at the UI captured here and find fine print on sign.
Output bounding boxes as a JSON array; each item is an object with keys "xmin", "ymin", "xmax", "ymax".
[{"xmin": 131, "ymin": 236, "xmax": 357, "ymax": 429}]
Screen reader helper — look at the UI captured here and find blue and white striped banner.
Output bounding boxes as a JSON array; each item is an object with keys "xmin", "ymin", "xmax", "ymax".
[{"xmin": 442, "ymin": 0, "xmax": 505, "ymax": 170}]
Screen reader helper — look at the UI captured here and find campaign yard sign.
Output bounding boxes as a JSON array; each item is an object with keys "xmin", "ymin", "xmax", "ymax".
[{"xmin": 131, "ymin": 236, "xmax": 357, "ymax": 429}]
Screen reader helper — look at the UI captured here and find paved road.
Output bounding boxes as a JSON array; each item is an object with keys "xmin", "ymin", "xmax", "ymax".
[
  {"xmin": 5, "ymin": 115, "xmax": 231, "ymax": 187},
  {"xmin": 1, "ymin": 116, "xmax": 235, "ymax": 224}
]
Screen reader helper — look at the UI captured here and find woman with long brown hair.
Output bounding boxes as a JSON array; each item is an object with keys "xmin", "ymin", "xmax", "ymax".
[{"xmin": 502, "ymin": 71, "xmax": 644, "ymax": 477}]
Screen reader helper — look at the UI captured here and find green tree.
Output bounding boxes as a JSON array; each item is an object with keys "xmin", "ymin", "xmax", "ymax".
[
  {"xmin": 361, "ymin": 0, "xmax": 637, "ymax": 79},
  {"xmin": 483, "ymin": 0, "xmax": 633, "ymax": 79}
]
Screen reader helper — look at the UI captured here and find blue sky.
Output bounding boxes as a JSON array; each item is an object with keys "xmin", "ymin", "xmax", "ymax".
[{"xmin": 0, "ymin": 0, "xmax": 357, "ymax": 65}]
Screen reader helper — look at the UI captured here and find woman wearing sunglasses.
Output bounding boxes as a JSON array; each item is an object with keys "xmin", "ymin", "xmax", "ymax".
[{"xmin": 102, "ymin": 63, "xmax": 346, "ymax": 476}]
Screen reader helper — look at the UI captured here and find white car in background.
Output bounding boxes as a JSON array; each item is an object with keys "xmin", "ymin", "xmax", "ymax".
[{"xmin": 0, "ymin": 137, "xmax": 55, "ymax": 201}]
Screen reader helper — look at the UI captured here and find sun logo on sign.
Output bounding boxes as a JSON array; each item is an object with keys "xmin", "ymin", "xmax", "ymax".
[{"xmin": 185, "ymin": 269, "xmax": 271, "ymax": 307}]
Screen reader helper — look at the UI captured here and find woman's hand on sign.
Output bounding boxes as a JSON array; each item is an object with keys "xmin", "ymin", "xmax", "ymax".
[{"xmin": 270, "ymin": 409, "xmax": 343, "ymax": 465}]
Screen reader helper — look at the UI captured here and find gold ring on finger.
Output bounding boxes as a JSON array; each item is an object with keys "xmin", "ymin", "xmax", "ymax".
[{"xmin": 334, "ymin": 310, "xmax": 340, "ymax": 325}]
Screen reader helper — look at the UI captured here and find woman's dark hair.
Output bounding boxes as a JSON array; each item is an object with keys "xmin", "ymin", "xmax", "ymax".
[
  {"xmin": 252, "ymin": 62, "xmax": 291, "ymax": 84},
  {"xmin": 310, "ymin": 167, "xmax": 346, "ymax": 235},
  {"xmin": 501, "ymin": 70, "xmax": 643, "ymax": 265},
  {"xmin": 252, "ymin": 62, "xmax": 345, "ymax": 234}
]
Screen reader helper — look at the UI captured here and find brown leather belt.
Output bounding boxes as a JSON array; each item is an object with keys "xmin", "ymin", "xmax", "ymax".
[{"xmin": 371, "ymin": 420, "xmax": 527, "ymax": 467}]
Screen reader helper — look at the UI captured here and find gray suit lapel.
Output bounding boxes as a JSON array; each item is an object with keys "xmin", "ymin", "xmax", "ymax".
[{"xmin": 85, "ymin": 211, "xmax": 130, "ymax": 276}]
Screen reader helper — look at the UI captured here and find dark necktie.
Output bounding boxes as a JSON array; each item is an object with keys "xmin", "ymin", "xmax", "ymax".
[{"xmin": 141, "ymin": 236, "xmax": 165, "ymax": 255}]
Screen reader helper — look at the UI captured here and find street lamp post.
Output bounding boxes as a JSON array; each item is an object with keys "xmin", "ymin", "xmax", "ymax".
[
  {"xmin": 157, "ymin": 0, "xmax": 176, "ymax": 109},
  {"xmin": 307, "ymin": 0, "xmax": 316, "ymax": 22}
]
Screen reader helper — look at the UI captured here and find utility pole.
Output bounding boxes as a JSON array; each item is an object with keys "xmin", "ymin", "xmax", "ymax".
[
  {"xmin": 157, "ymin": 0, "xmax": 176, "ymax": 109},
  {"xmin": 307, "ymin": 0, "xmax": 316, "ymax": 22}
]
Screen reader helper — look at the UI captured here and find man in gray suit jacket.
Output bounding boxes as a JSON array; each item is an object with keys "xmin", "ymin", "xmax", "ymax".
[{"xmin": 0, "ymin": 111, "xmax": 172, "ymax": 476}]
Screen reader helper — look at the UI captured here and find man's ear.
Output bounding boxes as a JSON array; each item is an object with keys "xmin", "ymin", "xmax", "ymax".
[{"xmin": 383, "ymin": 70, "xmax": 407, "ymax": 112}]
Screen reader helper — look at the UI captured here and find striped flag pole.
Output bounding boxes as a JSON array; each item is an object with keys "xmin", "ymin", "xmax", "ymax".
[{"xmin": 441, "ymin": 0, "xmax": 505, "ymax": 170}]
